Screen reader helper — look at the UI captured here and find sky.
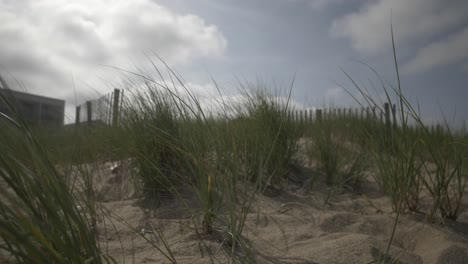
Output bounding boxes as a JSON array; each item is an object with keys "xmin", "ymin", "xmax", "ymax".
[{"xmin": 0, "ymin": 0, "xmax": 467, "ymax": 126}]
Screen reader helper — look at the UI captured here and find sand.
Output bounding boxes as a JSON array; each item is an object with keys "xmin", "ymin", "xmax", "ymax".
[{"xmin": 89, "ymin": 159, "xmax": 468, "ymax": 264}]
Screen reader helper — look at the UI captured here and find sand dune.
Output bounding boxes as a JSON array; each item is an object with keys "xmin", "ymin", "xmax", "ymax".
[{"xmin": 91, "ymin": 160, "xmax": 468, "ymax": 264}]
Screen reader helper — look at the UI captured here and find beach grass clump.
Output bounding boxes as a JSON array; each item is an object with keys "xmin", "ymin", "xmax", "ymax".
[
  {"xmin": 120, "ymin": 85, "xmax": 186, "ymax": 201},
  {"xmin": 113, "ymin": 72, "xmax": 240, "ymax": 251},
  {"xmin": 373, "ymin": 136, "xmax": 423, "ymax": 212},
  {"xmin": 308, "ymin": 119, "xmax": 367, "ymax": 192},
  {"xmin": 309, "ymin": 121, "xmax": 339, "ymax": 186},
  {"xmin": 362, "ymin": 66, "xmax": 468, "ymax": 220},
  {"xmin": 0, "ymin": 84, "xmax": 113, "ymax": 263},
  {"xmin": 234, "ymin": 88, "xmax": 300, "ymax": 189},
  {"xmin": 343, "ymin": 69, "xmax": 424, "ymax": 213},
  {"xmin": 115, "ymin": 68, "xmax": 299, "ymax": 260},
  {"xmin": 419, "ymin": 123, "xmax": 468, "ymax": 220},
  {"xmin": 343, "ymin": 31, "xmax": 467, "ymax": 219},
  {"xmin": 357, "ymin": 101, "xmax": 423, "ymax": 213}
]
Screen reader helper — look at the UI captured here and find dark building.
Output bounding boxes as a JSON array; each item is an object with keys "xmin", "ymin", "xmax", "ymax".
[{"xmin": 0, "ymin": 89, "xmax": 65, "ymax": 126}]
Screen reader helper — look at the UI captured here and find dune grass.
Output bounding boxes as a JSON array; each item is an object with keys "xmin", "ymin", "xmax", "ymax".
[
  {"xmin": 0, "ymin": 66, "xmax": 301, "ymax": 262},
  {"xmin": 0, "ymin": 36, "xmax": 467, "ymax": 263},
  {"xmin": 107, "ymin": 66, "xmax": 301, "ymax": 261},
  {"xmin": 0, "ymin": 87, "xmax": 115, "ymax": 263},
  {"xmin": 307, "ymin": 118, "xmax": 367, "ymax": 193},
  {"xmin": 340, "ymin": 28, "xmax": 467, "ymax": 264}
]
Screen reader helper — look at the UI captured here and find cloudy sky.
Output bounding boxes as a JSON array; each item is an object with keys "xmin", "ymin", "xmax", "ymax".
[{"xmin": 1, "ymin": 0, "xmax": 467, "ymax": 125}]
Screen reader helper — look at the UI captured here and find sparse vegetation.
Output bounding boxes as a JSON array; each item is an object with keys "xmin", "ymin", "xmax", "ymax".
[
  {"xmin": 1, "ymin": 42, "xmax": 467, "ymax": 264},
  {"xmin": 308, "ymin": 119, "xmax": 367, "ymax": 192},
  {"xmin": 0, "ymin": 93, "xmax": 115, "ymax": 263}
]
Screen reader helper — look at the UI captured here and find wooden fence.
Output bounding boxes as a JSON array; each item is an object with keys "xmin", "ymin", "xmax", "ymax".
[
  {"xmin": 75, "ymin": 88, "xmax": 123, "ymax": 126},
  {"xmin": 287, "ymin": 103, "xmax": 459, "ymax": 135},
  {"xmin": 287, "ymin": 103, "xmax": 396, "ymax": 123},
  {"xmin": 75, "ymin": 92, "xmax": 459, "ymax": 135}
]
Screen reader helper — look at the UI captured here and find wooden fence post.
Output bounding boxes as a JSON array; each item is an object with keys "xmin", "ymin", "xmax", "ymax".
[
  {"xmin": 384, "ymin": 102, "xmax": 391, "ymax": 127},
  {"xmin": 107, "ymin": 93, "xmax": 113, "ymax": 124},
  {"xmin": 119, "ymin": 89, "xmax": 124, "ymax": 123},
  {"xmin": 112, "ymin": 88, "xmax": 120, "ymax": 126},
  {"xmin": 86, "ymin": 101, "xmax": 92, "ymax": 124},
  {"xmin": 316, "ymin": 109, "xmax": 322, "ymax": 122},
  {"xmin": 384, "ymin": 102, "xmax": 395, "ymax": 139},
  {"xmin": 391, "ymin": 104, "xmax": 397, "ymax": 129},
  {"xmin": 75, "ymin": 106, "xmax": 81, "ymax": 125}
]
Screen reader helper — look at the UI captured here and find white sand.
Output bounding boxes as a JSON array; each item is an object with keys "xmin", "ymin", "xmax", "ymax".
[{"xmin": 92, "ymin": 160, "xmax": 468, "ymax": 264}]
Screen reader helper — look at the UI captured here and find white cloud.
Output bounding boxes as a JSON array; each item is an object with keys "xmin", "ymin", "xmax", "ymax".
[
  {"xmin": 402, "ymin": 26, "xmax": 468, "ymax": 74},
  {"xmin": 0, "ymin": 0, "xmax": 227, "ymax": 103},
  {"xmin": 331, "ymin": 0, "xmax": 468, "ymax": 54},
  {"xmin": 285, "ymin": 0, "xmax": 347, "ymax": 10}
]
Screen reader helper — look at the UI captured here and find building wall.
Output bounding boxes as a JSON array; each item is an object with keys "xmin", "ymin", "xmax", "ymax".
[{"xmin": 0, "ymin": 89, "xmax": 65, "ymax": 126}]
